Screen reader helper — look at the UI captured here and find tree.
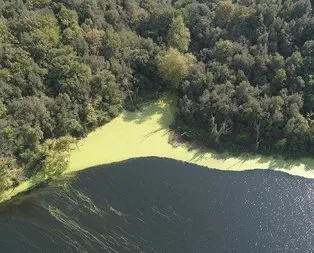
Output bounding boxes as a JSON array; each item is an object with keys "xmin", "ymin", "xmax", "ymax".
[
  {"xmin": 39, "ymin": 136, "xmax": 76, "ymax": 177},
  {"xmin": 15, "ymin": 10, "xmax": 61, "ymax": 60},
  {"xmin": 84, "ymin": 28, "xmax": 105, "ymax": 55},
  {"xmin": 214, "ymin": 0, "xmax": 234, "ymax": 28},
  {"xmin": 58, "ymin": 5, "xmax": 79, "ymax": 28},
  {"xmin": 0, "ymin": 100, "xmax": 6, "ymax": 117},
  {"xmin": 156, "ymin": 48, "xmax": 196, "ymax": 88},
  {"xmin": 46, "ymin": 46, "xmax": 91, "ymax": 102},
  {"xmin": 52, "ymin": 93, "xmax": 82, "ymax": 136},
  {"xmin": 0, "ymin": 157, "xmax": 24, "ymax": 191},
  {"xmin": 1, "ymin": 0, "xmax": 314, "ymax": 197},
  {"xmin": 167, "ymin": 15, "xmax": 191, "ymax": 52}
]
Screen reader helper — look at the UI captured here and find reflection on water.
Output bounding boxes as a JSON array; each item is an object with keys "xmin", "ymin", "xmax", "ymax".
[{"xmin": 0, "ymin": 158, "xmax": 313, "ymax": 252}]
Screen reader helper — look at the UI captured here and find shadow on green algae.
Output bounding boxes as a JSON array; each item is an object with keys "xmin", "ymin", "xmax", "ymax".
[
  {"xmin": 121, "ymin": 91, "xmax": 314, "ymax": 174},
  {"xmin": 186, "ymin": 141, "xmax": 314, "ymax": 173},
  {"xmin": 122, "ymin": 92, "xmax": 177, "ymax": 128},
  {"xmin": 2, "ymin": 92, "xmax": 314, "ymax": 204}
]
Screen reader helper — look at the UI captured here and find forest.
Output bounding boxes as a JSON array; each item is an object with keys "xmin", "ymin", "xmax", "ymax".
[{"xmin": 0, "ymin": 0, "xmax": 313, "ymax": 192}]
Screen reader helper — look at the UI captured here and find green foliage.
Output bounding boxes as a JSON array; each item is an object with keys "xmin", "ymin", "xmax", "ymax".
[
  {"xmin": 175, "ymin": 0, "xmax": 314, "ymax": 156},
  {"xmin": 58, "ymin": 5, "xmax": 79, "ymax": 28},
  {"xmin": 39, "ymin": 136, "xmax": 76, "ymax": 177},
  {"xmin": 157, "ymin": 48, "xmax": 195, "ymax": 88},
  {"xmin": 167, "ymin": 15, "xmax": 191, "ymax": 52},
  {"xmin": 14, "ymin": 10, "xmax": 61, "ymax": 60},
  {"xmin": 0, "ymin": 0, "xmax": 313, "ymax": 194},
  {"xmin": 214, "ymin": 0, "xmax": 234, "ymax": 28},
  {"xmin": 0, "ymin": 157, "xmax": 24, "ymax": 192},
  {"xmin": 0, "ymin": 0, "xmax": 163, "ymax": 191}
]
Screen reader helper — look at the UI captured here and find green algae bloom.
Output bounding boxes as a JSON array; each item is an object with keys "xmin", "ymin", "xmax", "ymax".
[
  {"xmin": 67, "ymin": 94, "xmax": 314, "ymax": 178},
  {"xmin": 1, "ymin": 93, "xmax": 314, "ymax": 204}
]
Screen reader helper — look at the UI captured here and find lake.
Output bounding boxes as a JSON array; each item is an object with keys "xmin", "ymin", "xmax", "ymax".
[{"xmin": 0, "ymin": 158, "xmax": 313, "ymax": 252}]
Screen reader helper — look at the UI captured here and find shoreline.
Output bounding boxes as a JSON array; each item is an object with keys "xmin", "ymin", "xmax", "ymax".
[
  {"xmin": 66, "ymin": 94, "xmax": 314, "ymax": 178},
  {"xmin": 1, "ymin": 94, "xmax": 314, "ymax": 204}
]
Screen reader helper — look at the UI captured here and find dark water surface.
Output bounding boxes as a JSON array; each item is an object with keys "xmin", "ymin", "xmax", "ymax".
[{"xmin": 0, "ymin": 158, "xmax": 313, "ymax": 252}]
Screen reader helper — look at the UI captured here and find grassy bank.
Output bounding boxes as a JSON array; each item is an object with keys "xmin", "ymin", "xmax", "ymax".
[{"xmin": 1, "ymin": 93, "xmax": 314, "ymax": 204}]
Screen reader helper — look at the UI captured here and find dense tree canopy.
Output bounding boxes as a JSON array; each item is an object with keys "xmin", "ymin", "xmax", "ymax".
[
  {"xmin": 175, "ymin": 0, "xmax": 314, "ymax": 156},
  {"xmin": 0, "ymin": 0, "xmax": 313, "ymax": 191},
  {"xmin": 0, "ymin": 0, "xmax": 164, "ymax": 190}
]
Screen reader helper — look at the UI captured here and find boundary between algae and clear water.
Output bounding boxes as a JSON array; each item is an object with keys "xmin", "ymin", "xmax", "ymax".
[{"xmin": 1, "ymin": 93, "xmax": 314, "ymax": 203}]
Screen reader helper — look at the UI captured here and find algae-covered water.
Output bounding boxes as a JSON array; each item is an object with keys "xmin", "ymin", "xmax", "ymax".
[
  {"xmin": 2, "ymin": 94, "xmax": 314, "ymax": 204},
  {"xmin": 0, "ymin": 158, "xmax": 313, "ymax": 252},
  {"xmin": 68, "ymin": 94, "xmax": 314, "ymax": 178}
]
